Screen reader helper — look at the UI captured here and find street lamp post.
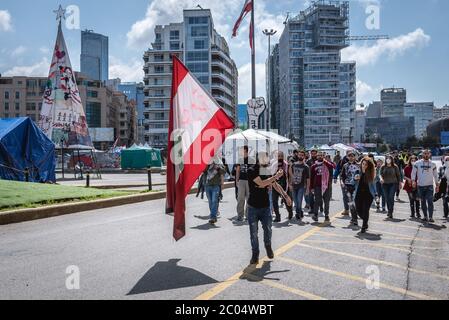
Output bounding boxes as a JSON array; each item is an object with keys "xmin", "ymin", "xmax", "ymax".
[{"xmin": 263, "ymin": 29, "xmax": 277, "ymax": 131}]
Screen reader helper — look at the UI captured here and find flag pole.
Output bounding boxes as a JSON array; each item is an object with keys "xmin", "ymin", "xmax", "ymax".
[{"xmin": 251, "ymin": 0, "xmax": 256, "ymax": 99}]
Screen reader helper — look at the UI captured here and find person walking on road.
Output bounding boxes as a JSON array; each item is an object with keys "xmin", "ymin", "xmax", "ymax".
[
  {"xmin": 271, "ymin": 151, "xmax": 294, "ymax": 222},
  {"xmin": 380, "ymin": 155, "xmax": 402, "ymax": 219},
  {"xmin": 334, "ymin": 150, "xmax": 353, "ymax": 216},
  {"xmin": 440, "ymin": 156, "xmax": 449, "ymax": 219},
  {"xmin": 305, "ymin": 148, "xmax": 318, "ymax": 213},
  {"xmin": 354, "ymin": 157, "xmax": 377, "ymax": 233},
  {"xmin": 375, "ymin": 159, "xmax": 386, "ymax": 213},
  {"xmin": 403, "ymin": 155, "xmax": 421, "ymax": 219},
  {"xmin": 247, "ymin": 152, "xmax": 285, "ymax": 265},
  {"xmin": 310, "ymin": 151, "xmax": 336, "ymax": 223},
  {"xmin": 204, "ymin": 157, "xmax": 226, "ymax": 225},
  {"xmin": 289, "ymin": 150, "xmax": 310, "ymax": 221},
  {"xmin": 340, "ymin": 151, "xmax": 361, "ymax": 225},
  {"xmin": 236, "ymin": 146, "xmax": 253, "ymax": 221},
  {"xmin": 412, "ymin": 150, "xmax": 439, "ymax": 223}
]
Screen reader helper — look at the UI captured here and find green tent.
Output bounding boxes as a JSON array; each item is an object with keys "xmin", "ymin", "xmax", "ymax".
[{"xmin": 121, "ymin": 144, "xmax": 162, "ymax": 169}]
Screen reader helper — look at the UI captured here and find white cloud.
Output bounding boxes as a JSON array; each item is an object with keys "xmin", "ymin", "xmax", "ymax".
[
  {"xmin": 238, "ymin": 62, "xmax": 266, "ymax": 103},
  {"xmin": 39, "ymin": 46, "xmax": 50, "ymax": 55},
  {"xmin": 3, "ymin": 58, "xmax": 50, "ymax": 77},
  {"xmin": 356, "ymin": 79, "xmax": 383, "ymax": 105},
  {"xmin": 109, "ymin": 56, "xmax": 144, "ymax": 82},
  {"xmin": 0, "ymin": 10, "xmax": 12, "ymax": 32},
  {"xmin": 126, "ymin": 0, "xmax": 285, "ymax": 51},
  {"xmin": 10, "ymin": 46, "xmax": 27, "ymax": 57},
  {"xmin": 342, "ymin": 28, "xmax": 431, "ymax": 66}
]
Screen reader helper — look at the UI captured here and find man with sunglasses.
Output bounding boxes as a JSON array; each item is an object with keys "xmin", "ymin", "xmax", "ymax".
[{"xmin": 411, "ymin": 150, "xmax": 439, "ymax": 223}]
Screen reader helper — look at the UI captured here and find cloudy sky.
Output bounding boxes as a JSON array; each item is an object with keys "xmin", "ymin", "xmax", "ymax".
[{"xmin": 0, "ymin": 0, "xmax": 448, "ymax": 106}]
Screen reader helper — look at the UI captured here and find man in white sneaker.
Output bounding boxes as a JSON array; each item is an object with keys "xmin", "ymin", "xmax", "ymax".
[{"xmin": 412, "ymin": 150, "xmax": 439, "ymax": 223}]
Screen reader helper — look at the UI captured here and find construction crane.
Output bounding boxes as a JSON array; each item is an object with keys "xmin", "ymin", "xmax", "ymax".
[{"xmin": 348, "ymin": 35, "xmax": 390, "ymax": 42}]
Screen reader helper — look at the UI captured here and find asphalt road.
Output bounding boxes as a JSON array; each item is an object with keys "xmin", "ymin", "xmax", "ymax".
[{"xmin": 1, "ymin": 186, "xmax": 448, "ymax": 300}]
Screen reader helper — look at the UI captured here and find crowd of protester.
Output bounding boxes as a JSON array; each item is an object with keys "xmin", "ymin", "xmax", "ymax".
[{"xmin": 198, "ymin": 147, "xmax": 447, "ymax": 264}]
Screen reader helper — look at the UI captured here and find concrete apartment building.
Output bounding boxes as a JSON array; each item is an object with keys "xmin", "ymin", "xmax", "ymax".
[
  {"xmin": 142, "ymin": 8, "xmax": 238, "ymax": 148},
  {"xmin": 276, "ymin": 0, "xmax": 356, "ymax": 147},
  {"xmin": 381, "ymin": 87, "xmax": 406, "ymax": 117},
  {"xmin": 434, "ymin": 104, "xmax": 449, "ymax": 120}
]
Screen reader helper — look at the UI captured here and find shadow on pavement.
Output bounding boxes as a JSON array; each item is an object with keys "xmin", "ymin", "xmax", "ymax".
[
  {"xmin": 127, "ymin": 259, "xmax": 219, "ymax": 295},
  {"xmin": 191, "ymin": 222, "xmax": 220, "ymax": 230},
  {"xmin": 421, "ymin": 223, "xmax": 447, "ymax": 231},
  {"xmin": 273, "ymin": 220, "xmax": 293, "ymax": 229},
  {"xmin": 384, "ymin": 218, "xmax": 407, "ymax": 223},
  {"xmin": 240, "ymin": 261, "xmax": 290, "ymax": 282},
  {"xmin": 356, "ymin": 232, "xmax": 382, "ymax": 241},
  {"xmin": 194, "ymin": 215, "xmax": 211, "ymax": 221}
]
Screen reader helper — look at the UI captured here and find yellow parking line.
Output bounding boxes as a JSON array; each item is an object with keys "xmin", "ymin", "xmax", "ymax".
[
  {"xmin": 194, "ymin": 211, "xmax": 344, "ymax": 300},
  {"xmin": 316, "ymin": 228, "xmax": 442, "ymax": 243},
  {"xmin": 277, "ymin": 256, "xmax": 439, "ymax": 300},
  {"xmin": 296, "ymin": 243, "xmax": 449, "ymax": 281},
  {"xmin": 243, "ymin": 273, "xmax": 326, "ymax": 300},
  {"xmin": 336, "ymin": 217, "xmax": 439, "ymax": 232},
  {"xmin": 313, "ymin": 231, "xmax": 418, "ymax": 242},
  {"xmin": 301, "ymin": 240, "xmax": 449, "ymax": 261},
  {"xmin": 304, "ymin": 237, "xmax": 445, "ymax": 252}
]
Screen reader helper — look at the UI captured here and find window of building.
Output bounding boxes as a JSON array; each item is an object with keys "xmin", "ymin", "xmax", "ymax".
[
  {"xmin": 87, "ymin": 90, "xmax": 98, "ymax": 98},
  {"xmin": 4, "ymin": 113, "xmax": 9, "ymax": 118},
  {"xmin": 4, "ymin": 102, "xmax": 9, "ymax": 111},
  {"xmin": 15, "ymin": 92, "xmax": 20, "ymax": 99},
  {"xmin": 4, "ymin": 91, "xmax": 9, "ymax": 99},
  {"xmin": 26, "ymin": 103, "xmax": 36, "ymax": 111},
  {"xmin": 194, "ymin": 40, "xmax": 207, "ymax": 50},
  {"xmin": 154, "ymin": 54, "xmax": 164, "ymax": 62},
  {"xmin": 170, "ymin": 42, "xmax": 180, "ymax": 50},
  {"xmin": 155, "ymin": 33, "xmax": 161, "ymax": 41},
  {"xmin": 86, "ymin": 102, "xmax": 101, "ymax": 127},
  {"xmin": 38, "ymin": 103, "xmax": 42, "ymax": 111},
  {"xmin": 15, "ymin": 103, "xmax": 20, "ymax": 110},
  {"xmin": 191, "ymin": 26, "xmax": 208, "ymax": 37},
  {"xmin": 170, "ymin": 30, "xmax": 180, "ymax": 40},
  {"xmin": 188, "ymin": 17, "xmax": 208, "ymax": 25},
  {"xmin": 154, "ymin": 66, "xmax": 164, "ymax": 73}
]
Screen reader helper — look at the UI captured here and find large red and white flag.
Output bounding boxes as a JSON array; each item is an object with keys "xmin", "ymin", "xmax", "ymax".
[
  {"xmin": 232, "ymin": 0, "xmax": 254, "ymax": 49},
  {"xmin": 166, "ymin": 56, "xmax": 234, "ymax": 241}
]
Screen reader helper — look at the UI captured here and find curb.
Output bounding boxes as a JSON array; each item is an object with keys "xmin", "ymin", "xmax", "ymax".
[{"xmin": 0, "ymin": 182, "xmax": 235, "ymax": 225}]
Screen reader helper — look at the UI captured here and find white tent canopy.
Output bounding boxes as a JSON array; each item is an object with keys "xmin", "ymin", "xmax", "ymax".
[{"xmin": 222, "ymin": 129, "xmax": 299, "ymax": 165}]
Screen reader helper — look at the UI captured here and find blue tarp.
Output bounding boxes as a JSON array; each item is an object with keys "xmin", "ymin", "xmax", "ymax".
[{"xmin": 0, "ymin": 117, "xmax": 56, "ymax": 183}]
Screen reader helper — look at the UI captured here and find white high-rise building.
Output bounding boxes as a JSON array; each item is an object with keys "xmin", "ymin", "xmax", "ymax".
[
  {"xmin": 404, "ymin": 102, "xmax": 435, "ymax": 138},
  {"xmin": 142, "ymin": 9, "xmax": 238, "ymax": 148}
]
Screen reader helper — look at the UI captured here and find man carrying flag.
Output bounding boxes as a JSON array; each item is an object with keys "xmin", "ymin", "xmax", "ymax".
[{"xmin": 166, "ymin": 56, "xmax": 234, "ymax": 241}]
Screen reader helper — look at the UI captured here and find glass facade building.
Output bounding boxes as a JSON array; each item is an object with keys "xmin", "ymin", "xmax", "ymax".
[{"xmin": 81, "ymin": 30, "xmax": 109, "ymax": 82}]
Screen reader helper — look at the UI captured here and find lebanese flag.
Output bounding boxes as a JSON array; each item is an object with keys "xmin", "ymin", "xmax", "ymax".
[
  {"xmin": 232, "ymin": 0, "xmax": 254, "ymax": 49},
  {"xmin": 166, "ymin": 56, "xmax": 234, "ymax": 241}
]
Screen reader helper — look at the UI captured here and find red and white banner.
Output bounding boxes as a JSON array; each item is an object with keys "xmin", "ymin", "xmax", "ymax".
[
  {"xmin": 232, "ymin": 0, "xmax": 254, "ymax": 49},
  {"xmin": 166, "ymin": 56, "xmax": 234, "ymax": 241}
]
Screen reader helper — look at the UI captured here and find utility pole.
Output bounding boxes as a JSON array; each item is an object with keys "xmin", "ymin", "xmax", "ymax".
[
  {"xmin": 251, "ymin": 0, "xmax": 256, "ymax": 100},
  {"xmin": 263, "ymin": 29, "xmax": 277, "ymax": 130}
]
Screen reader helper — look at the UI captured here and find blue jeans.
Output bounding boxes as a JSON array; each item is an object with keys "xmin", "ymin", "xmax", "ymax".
[
  {"xmin": 205, "ymin": 185, "xmax": 220, "ymax": 219},
  {"xmin": 418, "ymin": 186, "xmax": 434, "ymax": 218},
  {"xmin": 341, "ymin": 184, "xmax": 350, "ymax": 211},
  {"xmin": 376, "ymin": 181, "xmax": 386, "ymax": 208},
  {"xmin": 292, "ymin": 186, "xmax": 306, "ymax": 214},
  {"xmin": 382, "ymin": 183, "xmax": 397, "ymax": 215},
  {"xmin": 248, "ymin": 206, "xmax": 272, "ymax": 253}
]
